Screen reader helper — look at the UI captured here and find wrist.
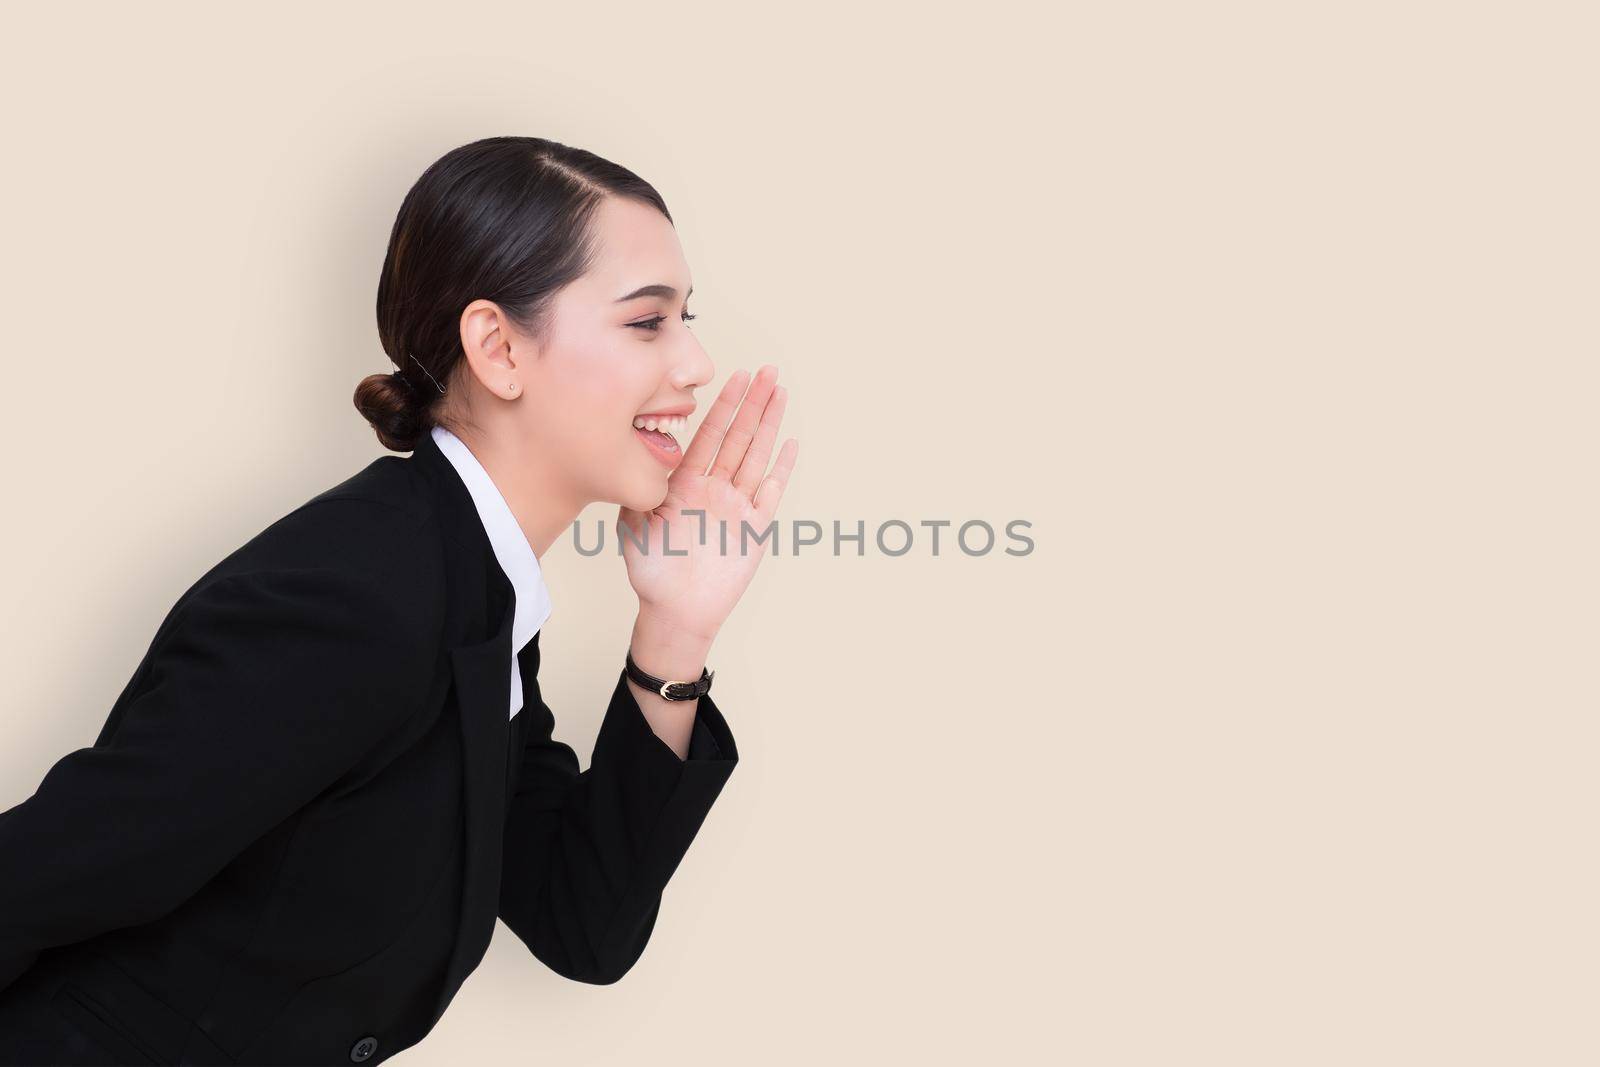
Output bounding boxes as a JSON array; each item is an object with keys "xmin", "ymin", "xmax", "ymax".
[{"xmin": 630, "ymin": 611, "xmax": 717, "ymax": 681}]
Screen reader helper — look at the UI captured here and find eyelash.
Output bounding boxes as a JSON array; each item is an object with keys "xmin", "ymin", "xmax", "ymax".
[{"xmin": 629, "ymin": 311, "xmax": 697, "ymax": 332}]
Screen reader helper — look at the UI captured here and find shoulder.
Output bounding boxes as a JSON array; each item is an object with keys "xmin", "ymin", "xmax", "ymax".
[
  {"xmin": 165, "ymin": 458, "xmax": 445, "ymax": 640},
  {"xmin": 114, "ymin": 553, "xmax": 447, "ymax": 756}
]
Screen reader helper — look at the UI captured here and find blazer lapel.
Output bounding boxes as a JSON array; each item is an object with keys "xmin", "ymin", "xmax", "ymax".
[
  {"xmin": 435, "ymin": 595, "xmax": 514, "ymax": 1023},
  {"xmin": 408, "ymin": 430, "xmax": 520, "ymax": 1029}
]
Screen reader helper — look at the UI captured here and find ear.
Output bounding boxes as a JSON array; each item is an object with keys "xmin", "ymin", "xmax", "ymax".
[{"xmin": 458, "ymin": 299, "xmax": 525, "ymax": 387}]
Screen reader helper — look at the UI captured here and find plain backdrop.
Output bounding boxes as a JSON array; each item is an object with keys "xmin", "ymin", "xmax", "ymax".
[{"xmin": 0, "ymin": 2, "xmax": 1594, "ymax": 1064}]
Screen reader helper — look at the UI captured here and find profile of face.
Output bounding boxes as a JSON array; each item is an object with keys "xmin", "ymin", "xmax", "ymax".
[{"xmin": 454, "ymin": 195, "xmax": 715, "ymax": 513}]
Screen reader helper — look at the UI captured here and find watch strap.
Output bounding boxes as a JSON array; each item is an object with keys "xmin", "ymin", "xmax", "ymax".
[{"xmin": 625, "ymin": 649, "xmax": 714, "ymax": 701}]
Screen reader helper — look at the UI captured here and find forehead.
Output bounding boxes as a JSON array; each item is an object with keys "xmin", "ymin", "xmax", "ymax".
[{"xmin": 578, "ymin": 195, "xmax": 691, "ymax": 296}]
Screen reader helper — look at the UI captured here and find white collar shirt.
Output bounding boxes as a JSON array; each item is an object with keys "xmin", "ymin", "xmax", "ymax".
[{"xmin": 430, "ymin": 424, "xmax": 553, "ymax": 720}]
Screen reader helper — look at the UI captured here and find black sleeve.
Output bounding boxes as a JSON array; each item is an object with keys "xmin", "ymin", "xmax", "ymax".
[
  {"xmin": 497, "ymin": 669, "xmax": 739, "ymax": 984},
  {"xmin": 0, "ymin": 566, "xmax": 438, "ymax": 992}
]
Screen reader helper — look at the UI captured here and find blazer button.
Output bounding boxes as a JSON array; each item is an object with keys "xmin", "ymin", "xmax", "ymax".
[{"xmin": 350, "ymin": 1035, "xmax": 379, "ymax": 1062}]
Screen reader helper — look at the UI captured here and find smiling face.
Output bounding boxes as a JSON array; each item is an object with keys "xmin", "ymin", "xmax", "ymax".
[{"xmin": 453, "ymin": 194, "xmax": 716, "ymax": 514}]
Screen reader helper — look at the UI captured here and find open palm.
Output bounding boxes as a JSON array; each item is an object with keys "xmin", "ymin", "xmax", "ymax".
[{"xmin": 617, "ymin": 364, "xmax": 797, "ymax": 639}]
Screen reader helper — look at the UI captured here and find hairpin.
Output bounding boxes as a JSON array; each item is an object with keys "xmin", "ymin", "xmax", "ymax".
[{"xmin": 396, "ymin": 354, "xmax": 447, "ymax": 396}]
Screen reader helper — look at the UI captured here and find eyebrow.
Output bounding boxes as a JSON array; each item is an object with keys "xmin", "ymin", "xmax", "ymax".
[{"xmin": 615, "ymin": 283, "xmax": 694, "ymax": 303}]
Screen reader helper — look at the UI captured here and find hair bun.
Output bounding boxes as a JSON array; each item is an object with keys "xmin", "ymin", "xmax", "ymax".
[{"xmin": 353, "ymin": 368, "xmax": 431, "ymax": 452}]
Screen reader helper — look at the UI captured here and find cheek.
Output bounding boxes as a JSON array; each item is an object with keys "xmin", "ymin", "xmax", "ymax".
[{"xmin": 540, "ymin": 346, "xmax": 657, "ymax": 453}]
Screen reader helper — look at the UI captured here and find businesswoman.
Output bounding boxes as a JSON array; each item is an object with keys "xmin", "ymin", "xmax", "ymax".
[{"xmin": 0, "ymin": 136, "xmax": 796, "ymax": 1065}]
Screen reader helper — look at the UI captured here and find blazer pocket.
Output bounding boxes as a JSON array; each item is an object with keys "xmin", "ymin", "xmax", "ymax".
[
  {"xmin": 51, "ymin": 980, "xmax": 162, "ymax": 1065},
  {"xmin": 231, "ymin": 854, "xmax": 459, "ymax": 1063}
]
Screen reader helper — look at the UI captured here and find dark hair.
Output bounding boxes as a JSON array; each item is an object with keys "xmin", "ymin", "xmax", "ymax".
[{"xmin": 354, "ymin": 136, "xmax": 673, "ymax": 452}]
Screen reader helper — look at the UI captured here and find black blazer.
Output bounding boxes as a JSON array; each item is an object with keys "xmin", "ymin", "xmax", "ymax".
[{"xmin": 0, "ymin": 431, "xmax": 739, "ymax": 1065}]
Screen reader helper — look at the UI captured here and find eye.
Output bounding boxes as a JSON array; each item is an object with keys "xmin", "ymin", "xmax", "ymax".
[{"xmin": 627, "ymin": 311, "xmax": 698, "ymax": 333}]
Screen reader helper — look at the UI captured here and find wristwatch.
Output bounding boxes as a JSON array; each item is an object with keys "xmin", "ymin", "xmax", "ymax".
[{"xmin": 625, "ymin": 650, "xmax": 714, "ymax": 701}]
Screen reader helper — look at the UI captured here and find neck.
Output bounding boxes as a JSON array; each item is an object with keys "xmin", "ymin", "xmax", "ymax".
[{"xmin": 446, "ymin": 423, "xmax": 583, "ymax": 560}]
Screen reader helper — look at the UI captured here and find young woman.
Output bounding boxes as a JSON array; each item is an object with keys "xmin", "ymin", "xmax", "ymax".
[{"xmin": 0, "ymin": 136, "xmax": 796, "ymax": 1065}]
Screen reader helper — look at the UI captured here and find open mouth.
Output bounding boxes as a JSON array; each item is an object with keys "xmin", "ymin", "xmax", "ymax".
[
  {"xmin": 632, "ymin": 416, "xmax": 683, "ymax": 467},
  {"xmin": 633, "ymin": 413, "xmax": 688, "ymax": 436}
]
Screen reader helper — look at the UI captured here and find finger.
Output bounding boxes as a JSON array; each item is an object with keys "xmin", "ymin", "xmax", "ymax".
[
  {"xmin": 678, "ymin": 368, "xmax": 750, "ymax": 476},
  {"xmin": 733, "ymin": 383, "xmax": 787, "ymax": 499},
  {"xmin": 710, "ymin": 364, "xmax": 780, "ymax": 483},
  {"xmin": 752, "ymin": 437, "xmax": 798, "ymax": 522}
]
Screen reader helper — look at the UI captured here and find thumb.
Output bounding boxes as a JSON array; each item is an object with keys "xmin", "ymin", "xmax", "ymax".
[{"xmin": 616, "ymin": 503, "xmax": 648, "ymax": 544}]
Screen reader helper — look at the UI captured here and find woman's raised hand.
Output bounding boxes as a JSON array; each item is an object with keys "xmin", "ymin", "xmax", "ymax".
[{"xmin": 617, "ymin": 364, "xmax": 798, "ymax": 640}]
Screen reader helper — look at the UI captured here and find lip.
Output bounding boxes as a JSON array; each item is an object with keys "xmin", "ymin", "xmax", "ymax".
[
  {"xmin": 634, "ymin": 404, "xmax": 695, "ymax": 418},
  {"xmin": 633, "ymin": 423, "xmax": 683, "ymax": 469}
]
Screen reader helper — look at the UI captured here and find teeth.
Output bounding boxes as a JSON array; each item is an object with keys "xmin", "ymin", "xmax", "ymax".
[{"xmin": 633, "ymin": 414, "xmax": 688, "ymax": 435}]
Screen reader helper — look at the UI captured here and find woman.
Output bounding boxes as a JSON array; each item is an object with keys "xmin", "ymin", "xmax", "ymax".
[{"xmin": 0, "ymin": 136, "xmax": 796, "ymax": 1065}]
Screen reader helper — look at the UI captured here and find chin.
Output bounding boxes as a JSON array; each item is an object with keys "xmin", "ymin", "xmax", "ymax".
[
  {"xmin": 614, "ymin": 472, "xmax": 669, "ymax": 512},
  {"xmin": 636, "ymin": 484, "xmax": 670, "ymax": 511},
  {"xmin": 608, "ymin": 438, "xmax": 673, "ymax": 510}
]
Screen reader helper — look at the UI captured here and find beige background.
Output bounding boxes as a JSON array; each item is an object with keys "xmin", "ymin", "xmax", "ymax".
[{"xmin": 0, "ymin": 1, "xmax": 1594, "ymax": 1063}]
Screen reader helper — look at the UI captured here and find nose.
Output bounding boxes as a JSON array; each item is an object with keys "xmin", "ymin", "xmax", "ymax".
[{"xmin": 670, "ymin": 330, "xmax": 716, "ymax": 391}]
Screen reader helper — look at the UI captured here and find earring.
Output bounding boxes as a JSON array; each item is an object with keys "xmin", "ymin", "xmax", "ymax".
[{"xmin": 508, "ymin": 383, "xmax": 519, "ymax": 394}]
